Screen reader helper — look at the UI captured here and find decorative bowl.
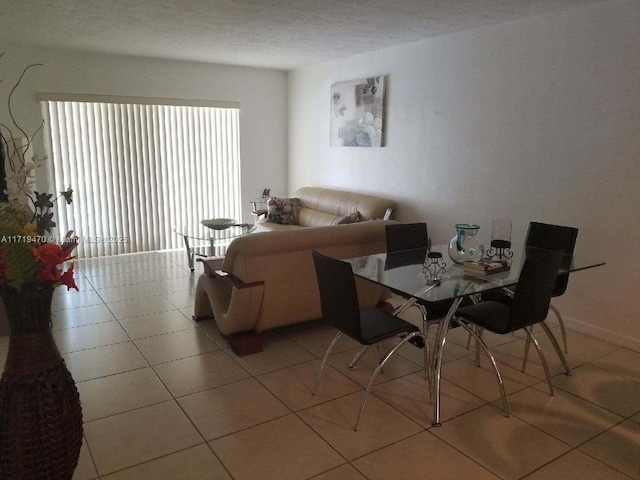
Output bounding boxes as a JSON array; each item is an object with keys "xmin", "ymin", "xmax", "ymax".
[{"xmin": 201, "ymin": 218, "xmax": 236, "ymax": 230}]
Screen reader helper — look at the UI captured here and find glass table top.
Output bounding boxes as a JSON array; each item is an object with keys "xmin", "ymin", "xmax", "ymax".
[
  {"xmin": 345, "ymin": 245, "xmax": 606, "ymax": 304},
  {"xmin": 172, "ymin": 224, "xmax": 251, "ymax": 242}
]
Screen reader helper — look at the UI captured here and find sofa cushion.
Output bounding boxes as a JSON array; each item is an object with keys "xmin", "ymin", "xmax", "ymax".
[
  {"xmin": 297, "ymin": 207, "xmax": 342, "ymax": 227},
  {"xmin": 253, "ymin": 220, "xmax": 304, "ymax": 233},
  {"xmin": 266, "ymin": 197, "xmax": 302, "ymax": 225}
]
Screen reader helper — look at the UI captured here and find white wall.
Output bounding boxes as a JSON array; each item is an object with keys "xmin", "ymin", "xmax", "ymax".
[
  {"xmin": 0, "ymin": 46, "xmax": 288, "ymax": 224},
  {"xmin": 288, "ymin": 0, "xmax": 640, "ymax": 349}
]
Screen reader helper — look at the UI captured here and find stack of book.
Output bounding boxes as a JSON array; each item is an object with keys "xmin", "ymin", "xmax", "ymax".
[{"xmin": 464, "ymin": 258, "xmax": 511, "ymax": 275}]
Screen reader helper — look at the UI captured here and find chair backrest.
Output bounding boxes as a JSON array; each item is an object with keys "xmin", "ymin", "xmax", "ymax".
[
  {"xmin": 312, "ymin": 250, "xmax": 362, "ymax": 337},
  {"xmin": 525, "ymin": 222, "xmax": 578, "ymax": 295},
  {"xmin": 508, "ymin": 249, "xmax": 564, "ymax": 331},
  {"xmin": 385, "ymin": 223, "xmax": 428, "ymax": 252}
]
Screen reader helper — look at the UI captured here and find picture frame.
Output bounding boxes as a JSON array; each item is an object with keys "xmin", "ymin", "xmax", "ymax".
[{"xmin": 330, "ymin": 76, "xmax": 385, "ymax": 147}]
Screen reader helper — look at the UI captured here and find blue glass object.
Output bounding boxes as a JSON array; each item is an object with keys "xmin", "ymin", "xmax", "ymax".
[{"xmin": 448, "ymin": 223, "xmax": 485, "ymax": 264}]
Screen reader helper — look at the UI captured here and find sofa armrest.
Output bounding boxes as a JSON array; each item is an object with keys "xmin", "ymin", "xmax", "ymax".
[
  {"xmin": 194, "ymin": 274, "xmax": 265, "ymax": 335},
  {"xmin": 200, "ymin": 257, "xmax": 263, "ymax": 289},
  {"xmin": 252, "ymin": 208, "xmax": 268, "ymax": 218}
]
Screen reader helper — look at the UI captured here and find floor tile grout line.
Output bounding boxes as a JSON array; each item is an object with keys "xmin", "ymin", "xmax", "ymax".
[
  {"xmin": 518, "ymin": 444, "xmax": 636, "ymax": 480},
  {"xmin": 547, "ymin": 365, "xmax": 640, "ymax": 418},
  {"xmin": 573, "ymin": 433, "xmax": 638, "ymax": 480},
  {"xmin": 78, "ymin": 431, "xmax": 101, "ymax": 480},
  {"xmin": 470, "ymin": 370, "xmax": 636, "ymax": 452},
  {"xmin": 91, "ymin": 441, "xmax": 216, "ymax": 479},
  {"xmin": 424, "ymin": 428, "xmax": 512, "ymax": 480},
  {"xmin": 139, "ymin": 353, "xmax": 241, "ymax": 480}
]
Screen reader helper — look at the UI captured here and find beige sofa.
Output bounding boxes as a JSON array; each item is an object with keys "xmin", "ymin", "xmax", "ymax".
[
  {"xmin": 254, "ymin": 186, "xmax": 395, "ymax": 232},
  {"xmin": 194, "ymin": 220, "xmax": 396, "ymax": 354}
]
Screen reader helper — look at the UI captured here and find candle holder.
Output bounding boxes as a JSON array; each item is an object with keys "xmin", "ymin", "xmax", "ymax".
[
  {"xmin": 486, "ymin": 218, "xmax": 513, "ymax": 261},
  {"xmin": 422, "ymin": 251, "xmax": 447, "ymax": 285}
]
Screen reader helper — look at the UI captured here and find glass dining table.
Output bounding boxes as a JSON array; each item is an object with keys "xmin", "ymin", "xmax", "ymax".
[{"xmin": 343, "ymin": 244, "xmax": 605, "ymax": 426}]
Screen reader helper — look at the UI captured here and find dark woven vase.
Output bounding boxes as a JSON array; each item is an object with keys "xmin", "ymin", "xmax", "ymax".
[{"xmin": 0, "ymin": 287, "xmax": 83, "ymax": 480}]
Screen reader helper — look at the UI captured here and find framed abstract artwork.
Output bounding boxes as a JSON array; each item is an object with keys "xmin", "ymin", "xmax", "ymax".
[{"xmin": 330, "ymin": 76, "xmax": 385, "ymax": 147}]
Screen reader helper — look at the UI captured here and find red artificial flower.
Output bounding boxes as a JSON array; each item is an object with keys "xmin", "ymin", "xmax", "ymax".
[
  {"xmin": 38, "ymin": 265, "xmax": 61, "ymax": 283},
  {"xmin": 58, "ymin": 265, "xmax": 79, "ymax": 291},
  {"xmin": 33, "ymin": 243, "xmax": 71, "ymax": 268}
]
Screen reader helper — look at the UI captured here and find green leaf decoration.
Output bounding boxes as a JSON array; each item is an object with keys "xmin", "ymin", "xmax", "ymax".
[
  {"xmin": 0, "ymin": 203, "xmax": 27, "ymax": 237},
  {"xmin": 0, "ymin": 203, "xmax": 39, "ymax": 291},
  {"xmin": 2, "ymin": 241, "xmax": 38, "ymax": 290}
]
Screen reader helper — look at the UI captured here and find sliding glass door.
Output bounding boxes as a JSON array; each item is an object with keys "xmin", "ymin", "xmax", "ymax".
[{"xmin": 42, "ymin": 98, "xmax": 241, "ymax": 258}]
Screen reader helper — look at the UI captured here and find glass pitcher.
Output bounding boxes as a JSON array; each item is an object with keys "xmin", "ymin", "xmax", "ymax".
[{"xmin": 448, "ymin": 224, "xmax": 485, "ymax": 264}]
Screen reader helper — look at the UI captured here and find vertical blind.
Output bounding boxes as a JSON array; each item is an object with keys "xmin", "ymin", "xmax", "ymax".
[{"xmin": 43, "ymin": 99, "xmax": 241, "ymax": 258}]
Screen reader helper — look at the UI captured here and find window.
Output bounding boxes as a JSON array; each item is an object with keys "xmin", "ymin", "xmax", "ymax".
[{"xmin": 41, "ymin": 96, "xmax": 241, "ymax": 258}]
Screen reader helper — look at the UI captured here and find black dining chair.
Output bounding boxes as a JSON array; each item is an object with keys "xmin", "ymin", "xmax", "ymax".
[
  {"xmin": 311, "ymin": 250, "xmax": 429, "ymax": 431},
  {"xmin": 385, "ymin": 222, "xmax": 471, "ymax": 331},
  {"xmin": 454, "ymin": 248, "xmax": 565, "ymax": 416},
  {"xmin": 385, "ymin": 222, "xmax": 429, "ymax": 252},
  {"xmin": 384, "ymin": 223, "xmax": 431, "ymax": 333},
  {"xmin": 483, "ymin": 222, "xmax": 578, "ymax": 370},
  {"xmin": 385, "ymin": 223, "xmax": 455, "ymax": 317},
  {"xmin": 525, "ymin": 222, "xmax": 578, "ymax": 352}
]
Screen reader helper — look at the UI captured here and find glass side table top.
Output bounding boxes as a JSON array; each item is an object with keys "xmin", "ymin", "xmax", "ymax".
[
  {"xmin": 173, "ymin": 223, "xmax": 252, "ymax": 272},
  {"xmin": 172, "ymin": 224, "xmax": 251, "ymax": 241}
]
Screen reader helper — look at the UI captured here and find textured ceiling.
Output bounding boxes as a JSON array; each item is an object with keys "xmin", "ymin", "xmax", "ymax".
[{"xmin": 0, "ymin": 0, "xmax": 607, "ymax": 70}]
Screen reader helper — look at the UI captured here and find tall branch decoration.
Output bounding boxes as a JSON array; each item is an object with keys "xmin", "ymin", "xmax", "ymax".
[{"xmin": 0, "ymin": 54, "xmax": 72, "ymax": 234}]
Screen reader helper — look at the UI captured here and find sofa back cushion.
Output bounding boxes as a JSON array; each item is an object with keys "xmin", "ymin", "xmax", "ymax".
[
  {"xmin": 293, "ymin": 187, "xmax": 395, "ymax": 225},
  {"xmin": 297, "ymin": 208, "xmax": 342, "ymax": 227}
]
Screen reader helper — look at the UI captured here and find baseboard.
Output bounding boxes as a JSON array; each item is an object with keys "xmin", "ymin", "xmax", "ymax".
[{"xmin": 561, "ymin": 316, "xmax": 640, "ymax": 353}]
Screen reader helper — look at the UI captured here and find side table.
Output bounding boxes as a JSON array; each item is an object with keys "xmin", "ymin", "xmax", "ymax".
[
  {"xmin": 248, "ymin": 198, "xmax": 269, "ymax": 224},
  {"xmin": 173, "ymin": 223, "xmax": 251, "ymax": 272}
]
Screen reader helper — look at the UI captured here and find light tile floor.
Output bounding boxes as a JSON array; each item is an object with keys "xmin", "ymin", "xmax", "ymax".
[{"xmin": 1, "ymin": 250, "xmax": 639, "ymax": 479}]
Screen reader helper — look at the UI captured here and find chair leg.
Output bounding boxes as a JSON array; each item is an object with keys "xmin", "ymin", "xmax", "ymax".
[
  {"xmin": 416, "ymin": 303, "xmax": 431, "ymax": 382},
  {"xmin": 523, "ymin": 328, "xmax": 553, "ymax": 396},
  {"xmin": 475, "ymin": 326, "xmax": 484, "ymax": 367},
  {"xmin": 524, "ymin": 305, "xmax": 569, "ymax": 372},
  {"xmin": 466, "ymin": 293, "xmax": 483, "ymax": 351},
  {"xmin": 355, "ymin": 332, "xmax": 428, "ymax": 431},
  {"xmin": 549, "ymin": 304, "xmax": 568, "ymax": 353},
  {"xmin": 539, "ymin": 321, "xmax": 571, "ymax": 375},
  {"xmin": 313, "ymin": 331, "xmax": 342, "ymax": 395},
  {"xmin": 348, "ymin": 345, "xmax": 370, "ymax": 370},
  {"xmin": 464, "ymin": 324, "xmax": 484, "ymax": 364},
  {"xmin": 424, "ymin": 336, "xmax": 433, "ymax": 405},
  {"xmin": 413, "ymin": 307, "xmax": 436, "ymax": 404},
  {"xmin": 457, "ymin": 321, "xmax": 509, "ymax": 417},
  {"xmin": 376, "ymin": 342, "xmax": 385, "ymax": 374},
  {"xmin": 522, "ymin": 332, "xmax": 532, "ymax": 373}
]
